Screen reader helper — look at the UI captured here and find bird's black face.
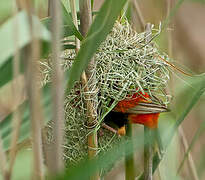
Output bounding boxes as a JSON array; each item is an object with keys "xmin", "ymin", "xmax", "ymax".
[{"xmin": 104, "ymin": 111, "xmax": 128, "ymax": 129}]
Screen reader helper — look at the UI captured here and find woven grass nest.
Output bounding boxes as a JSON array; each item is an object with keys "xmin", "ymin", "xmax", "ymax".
[{"xmin": 40, "ymin": 20, "xmax": 171, "ymax": 171}]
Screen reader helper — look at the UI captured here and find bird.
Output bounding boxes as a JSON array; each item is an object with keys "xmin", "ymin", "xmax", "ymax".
[{"xmin": 103, "ymin": 90, "xmax": 169, "ymax": 136}]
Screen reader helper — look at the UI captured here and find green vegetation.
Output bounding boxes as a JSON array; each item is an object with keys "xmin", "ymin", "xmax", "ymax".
[{"xmin": 0, "ymin": 0, "xmax": 205, "ymax": 179}]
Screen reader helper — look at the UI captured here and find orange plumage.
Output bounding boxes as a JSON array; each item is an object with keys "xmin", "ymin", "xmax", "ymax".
[
  {"xmin": 128, "ymin": 113, "xmax": 159, "ymax": 128},
  {"xmin": 114, "ymin": 91, "xmax": 166, "ymax": 128},
  {"xmin": 104, "ymin": 91, "xmax": 168, "ymax": 134},
  {"xmin": 113, "ymin": 91, "xmax": 150, "ymax": 113}
]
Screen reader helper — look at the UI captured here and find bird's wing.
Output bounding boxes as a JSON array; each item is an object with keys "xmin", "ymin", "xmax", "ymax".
[{"xmin": 123, "ymin": 102, "xmax": 169, "ymax": 114}]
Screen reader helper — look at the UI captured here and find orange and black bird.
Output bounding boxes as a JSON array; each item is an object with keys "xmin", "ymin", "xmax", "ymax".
[{"xmin": 104, "ymin": 90, "xmax": 169, "ymax": 135}]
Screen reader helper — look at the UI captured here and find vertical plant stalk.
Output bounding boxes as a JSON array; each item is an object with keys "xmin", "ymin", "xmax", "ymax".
[
  {"xmin": 178, "ymin": 127, "xmax": 199, "ymax": 180},
  {"xmin": 166, "ymin": 0, "xmax": 175, "ymax": 98},
  {"xmin": 157, "ymin": 167, "xmax": 162, "ymax": 180},
  {"xmin": 69, "ymin": 0, "xmax": 80, "ymax": 51},
  {"xmin": 23, "ymin": 19, "xmax": 45, "ymax": 180},
  {"xmin": 125, "ymin": 2, "xmax": 146, "ymax": 178},
  {"xmin": 16, "ymin": 2, "xmax": 45, "ymax": 179},
  {"xmin": 18, "ymin": 1, "xmax": 45, "ymax": 179},
  {"xmin": 125, "ymin": 124, "xmax": 135, "ymax": 180},
  {"xmin": 24, "ymin": 9, "xmax": 45, "ymax": 180},
  {"xmin": 8, "ymin": 2, "xmax": 22, "ymax": 178},
  {"xmin": 48, "ymin": 0, "xmax": 64, "ymax": 174},
  {"xmin": 144, "ymin": 23, "xmax": 153, "ymax": 180},
  {"xmin": 131, "ymin": 0, "xmax": 145, "ymax": 31},
  {"xmin": 166, "ymin": 0, "xmax": 173, "ymax": 58},
  {"xmin": 144, "ymin": 127, "xmax": 153, "ymax": 180},
  {"xmin": 41, "ymin": 0, "xmax": 52, "ymax": 168},
  {"xmin": 48, "ymin": 0, "xmax": 52, "ymax": 16},
  {"xmin": 26, "ymin": 43, "xmax": 44, "ymax": 180},
  {"xmin": 79, "ymin": 0, "xmax": 99, "ymax": 179},
  {"xmin": 0, "ymin": 137, "xmax": 8, "ymax": 179}
]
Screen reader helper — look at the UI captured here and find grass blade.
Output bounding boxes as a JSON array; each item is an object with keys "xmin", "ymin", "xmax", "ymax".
[
  {"xmin": 0, "ymin": 11, "xmax": 50, "ymax": 65},
  {"xmin": 0, "ymin": 11, "xmax": 51, "ymax": 88}
]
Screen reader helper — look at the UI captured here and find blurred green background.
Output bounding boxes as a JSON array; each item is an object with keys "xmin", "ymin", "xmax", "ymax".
[{"xmin": 1, "ymin": 0, "xmax": 205, "ymax": 180}]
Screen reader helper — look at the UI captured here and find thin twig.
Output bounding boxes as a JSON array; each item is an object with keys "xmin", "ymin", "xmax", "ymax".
[
  {"xmin": 47, "ymin": 0, "xmax": 64, "ymax": 174},
  {"xmin": 178, "ymin": 127, "xmax": 199, "ymax": 180}
]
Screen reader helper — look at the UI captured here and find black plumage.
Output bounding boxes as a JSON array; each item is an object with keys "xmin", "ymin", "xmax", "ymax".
[{"xmin": 104, "ymin": 111, "xmax": 128, "ymax": 129}]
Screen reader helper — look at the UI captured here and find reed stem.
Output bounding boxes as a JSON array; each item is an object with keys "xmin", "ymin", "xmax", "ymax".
[
  {"xmin": 144, "ymin": 23, "xmax": 153, "ymax": 180},
  {"xmin": 79, "ymin": 1, "xmax": 99, "ymax": 179},
  {"xmin": 125, "ymin": 124, "xmax": 135, "ymax": 180}
]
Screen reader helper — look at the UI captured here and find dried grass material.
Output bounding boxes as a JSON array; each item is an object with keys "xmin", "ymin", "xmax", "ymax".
[{"xmin": 40, "ymin": 20, "xmax": 171, "ymax": 166}]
